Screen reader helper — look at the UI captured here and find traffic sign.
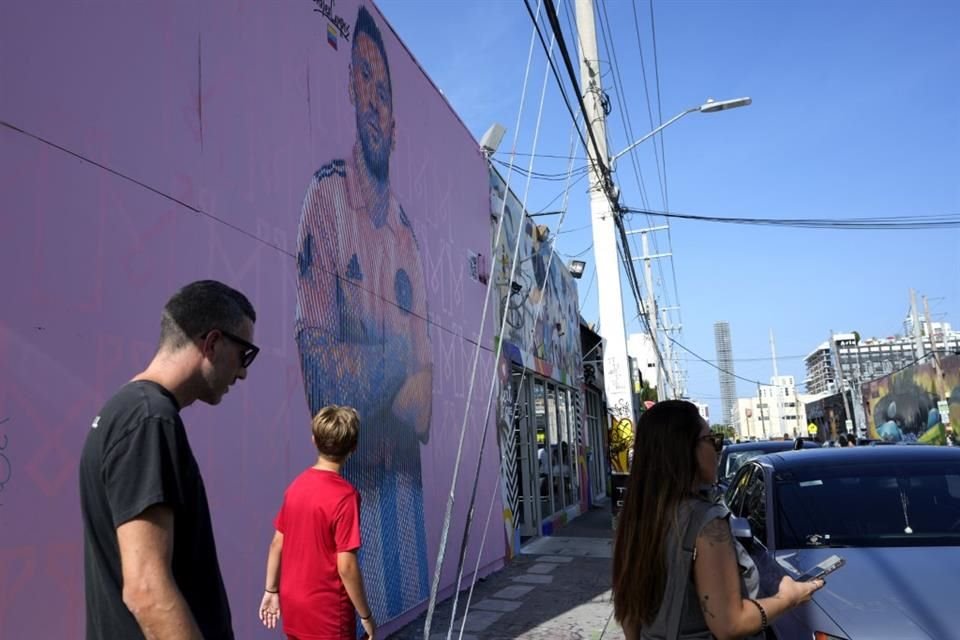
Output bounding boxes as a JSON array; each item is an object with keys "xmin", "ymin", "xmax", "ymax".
[{"xmin": 807, "ymin": 423, "xmax": 818, "ymax": 436}]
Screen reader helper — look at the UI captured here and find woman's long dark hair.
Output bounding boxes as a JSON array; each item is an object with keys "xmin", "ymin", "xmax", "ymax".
[{"xmin": 612, "ymin": 400, "xmax": 705, "ymax": 630}]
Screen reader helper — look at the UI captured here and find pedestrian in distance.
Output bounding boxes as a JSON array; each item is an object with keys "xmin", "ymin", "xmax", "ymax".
[
  {"xmin": 612, "ymin": 400, "xmax": 823, "ymax": 639},
  {"xmin": 259, "ymin": 405, "xmax": 376, "ymax": 640},
  {"xmin": 79, "ymin": 280, "xmax": 258, "ymax": 639}
]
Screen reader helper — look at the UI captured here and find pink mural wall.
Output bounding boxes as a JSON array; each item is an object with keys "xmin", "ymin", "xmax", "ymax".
[{"xmin": 0, "ymin": 1, "xmax": 503, "ymax": 637}]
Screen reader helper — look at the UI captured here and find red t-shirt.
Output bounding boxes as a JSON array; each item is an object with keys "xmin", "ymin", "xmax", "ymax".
[{"xmin": 274, "ymin": 469, "xmax": 362, "ymax": 640}]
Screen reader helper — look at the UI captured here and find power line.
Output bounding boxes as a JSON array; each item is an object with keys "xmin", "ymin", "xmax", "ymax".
[
  {"xmin": 665, "ymin": 334, "xmax": 767, "ymax": 386},
  {"xmin": 648, "ymin": 0, "xmax": 670, "ymax": 216},
  {"xmin": 629, "ymin": 0, "xmax": 667, "ymax": 210},
  {"xmin": 495, "ymin": 150, "xmax": 589, "ymax": 160},
  {"xmin": 538, "ymin": 0, "xmax": 619, "ymax": 202},
  {"xmin": 596, "ymin": 0, "xmax": 667, "ymax": 304},
  {"xmin": 681, "ymin": 354, "xmax": 809, "ymax": 363},
  {"xmin": 491, "ymin": 155, "xmax": 589, "ymax": 181},
  {"xmin": 623, "ymin": 207, "xmax": 960, "ymax": 230}
]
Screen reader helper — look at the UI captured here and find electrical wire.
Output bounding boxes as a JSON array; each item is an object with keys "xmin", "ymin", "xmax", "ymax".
[
  {"xmin": 528, "ymin": 0, "xmax": 673, "ymax": 394},
  {"xmin": 648, "ymin": 0, "xmax": 670, "ymax": 215},
  {"xmin": 622, "ymin": 206, "xmax": 960, "ymax": 230},
  {"xmin": 491, "ymin": 155, "xmax": 589, "ymax": 181},
  {"xmin": 596, "ymin": 0, "xmax": 681, "ymax": 394},
  {"xmin": 423, "ymin": 1, "xmax": 545, "ymax": 634}
]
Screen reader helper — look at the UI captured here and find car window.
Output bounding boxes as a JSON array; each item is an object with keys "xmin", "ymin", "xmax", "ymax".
[
  {"xmin": 742, "ymin": 466, "xmax": 767, "ymax": 544},
  {"xmin": 725, "ymin": 464, "xmax": 756, "ymax": 516},
  {"xmin": 775, "ymin": 462, "xmax": 960, "ymax": 548},
  {"xmin": 723, "ymin": 449, "xmax": 766, "ymax": 480}
]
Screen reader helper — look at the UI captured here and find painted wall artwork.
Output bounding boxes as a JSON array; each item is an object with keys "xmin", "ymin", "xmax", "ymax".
[
  {"xmin": 0, "ymin": 1, "xmax": 503, "ymax": 637},
  {"xmin": 489, "ymin": 169, "xmax": 582, "ymax": 385},
  {"xmin": 863, "ymin": 355, "xmax": 960, "ymax": 444}
]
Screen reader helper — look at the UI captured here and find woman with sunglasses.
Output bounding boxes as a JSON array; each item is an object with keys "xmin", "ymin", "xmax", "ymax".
[{"xmin": 612, "ymin": 400, "xmax": 823, "ymax": 639}]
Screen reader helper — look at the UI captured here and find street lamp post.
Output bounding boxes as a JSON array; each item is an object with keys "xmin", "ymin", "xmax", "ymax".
[
  {"xmin": 613, "ymin": 96, "xmax": 751, "ymax": 401},
  {"xmin": 611, "ymin": 97, "xmax": 752, "ymax": 166}
]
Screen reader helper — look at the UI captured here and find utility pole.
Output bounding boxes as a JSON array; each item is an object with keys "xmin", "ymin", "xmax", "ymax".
[
  {"xmin": 575, "ymin": 0, "xmax": 637, "ymax": 460},
  {"xmin": 756, "ymin": 381, "xmax": 768, "ymax": 439},
  {"xmin": 770, "ymin": 329, "xmax": 784, "ymax": 437},
  {"xmin": 661, "ymin": 305, "xmax": 682, "ymax": 398},
  {"xmin": 627, "ymin": 225, "xmax": 673, "ymax": 398},
  {"xmin": 924, "ymin": 295, "xmax": 946, "ymax": 398},
  {"xmin": 910, "ymin": 288, "xmax": 925, "ymax": 362}
]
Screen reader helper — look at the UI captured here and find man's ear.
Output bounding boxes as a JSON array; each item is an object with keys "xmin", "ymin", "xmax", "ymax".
[{"xmin": 200, "ymin": 330, "xmax": 220, "ymax": 360}]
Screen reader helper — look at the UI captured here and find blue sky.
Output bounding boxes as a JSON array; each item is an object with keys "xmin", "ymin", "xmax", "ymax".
[{"xmin": 378, "ymin": 0, "xmax": 960, "ymax": 420}]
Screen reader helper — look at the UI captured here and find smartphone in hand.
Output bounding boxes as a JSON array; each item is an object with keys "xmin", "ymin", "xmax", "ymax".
[{"xmin": 796, "ymin": 555, "xmax": 845, "ymax": 582}]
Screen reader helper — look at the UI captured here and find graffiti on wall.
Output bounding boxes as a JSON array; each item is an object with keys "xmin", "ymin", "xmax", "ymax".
[
  {"xmin": 863, "ymin": 355, "xmax": 960, "ymax": 443},
  {"xmin": 489, "ymin": 170, "xmax": 581, "ymax": 384}
]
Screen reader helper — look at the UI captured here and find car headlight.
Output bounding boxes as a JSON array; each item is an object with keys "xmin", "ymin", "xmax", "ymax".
[{"xmin": 813, "ymin": 633, "xmax": 849, "ymax": 640}]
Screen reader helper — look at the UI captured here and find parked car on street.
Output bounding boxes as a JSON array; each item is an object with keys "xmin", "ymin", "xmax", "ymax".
[
  {"xmin": 716, "ymin": 439, "xmax": 821, "ymax": 493},
  {"xmin": 724, "ymin": 447, "xmax": 960, "ymax": 639}
]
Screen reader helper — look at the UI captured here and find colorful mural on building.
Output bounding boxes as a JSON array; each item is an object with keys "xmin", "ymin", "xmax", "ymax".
[
  {"xmin": 489, "ymin": 170, "xmax": 581, "ymax": 384},
  {"xmin": 863, "ymin": 355, "xmax": 960, "ymax": 444},
  {"xmin": 0, "ymin": 1, "xmax": 503, "ymax": 637},
  {"xmin": 489, "ymin": 167, "xmax": 586, "ymax": 551}
]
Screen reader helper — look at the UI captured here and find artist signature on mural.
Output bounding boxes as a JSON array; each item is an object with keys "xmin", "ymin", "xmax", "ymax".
[
  {"xmin": 0, "ymin": 418, "xmax": 10, "ymax": 506},
  {"xmin": 311, "ymin": 0, "xmax": 351, "ymax": 39}
]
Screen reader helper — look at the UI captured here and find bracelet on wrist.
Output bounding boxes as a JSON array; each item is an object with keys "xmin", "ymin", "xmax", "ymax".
[
  {"xmin": 747, "ymin": 598, "xmax": 767, "ymax": 632},
  {"xmin": 359, "ymin": 612, "xmax": 373, "ymax": 621},
  {"xmin": 264, "ymin": 588, "xmax": 278, "ymax": 594}
]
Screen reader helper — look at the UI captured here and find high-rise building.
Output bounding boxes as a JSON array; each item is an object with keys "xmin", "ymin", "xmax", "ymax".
[
  {"xmin": 714, "ymin": 321, "xmax": 737, "ymax": 426},
  {"xmin": 805, "ymin": 330, "xmax": 960, "ymax": 395}
]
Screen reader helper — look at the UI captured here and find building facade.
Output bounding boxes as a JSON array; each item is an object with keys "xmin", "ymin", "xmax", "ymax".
[
  {"xmin": 733, "ymin": 376, "xmax": 811, "ymax": 440},
  {"xmin": 806, "ymin": 331, "xmax": 960, "ymax": 395},
  {"xmin": 490, "ymin": 168, "xmax": 592, "ymax": 552},
  {"xmin": 1, "ymin": 2, "xmax": 504, "ymax": 636}
]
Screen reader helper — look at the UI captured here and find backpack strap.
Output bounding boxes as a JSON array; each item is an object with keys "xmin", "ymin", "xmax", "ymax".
[{"xmin": 665, "ymin": 499, "xmax": 716, "ymax": 640}]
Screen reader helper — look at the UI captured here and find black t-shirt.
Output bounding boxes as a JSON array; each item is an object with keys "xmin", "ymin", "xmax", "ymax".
[{"xmin": 79, "ymin": 380, "xmax": 234, "ymax": 639}]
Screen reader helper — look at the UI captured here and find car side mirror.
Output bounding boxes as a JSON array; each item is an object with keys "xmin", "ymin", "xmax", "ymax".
[{"xmin": 730, "ymin": 516, "xmax": 753, "ymax": 540}]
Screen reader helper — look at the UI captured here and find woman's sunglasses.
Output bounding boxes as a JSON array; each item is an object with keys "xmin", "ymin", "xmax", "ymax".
[{"xmin": 699, "ymin": 433, "xmax": 724, "ymax": 453}]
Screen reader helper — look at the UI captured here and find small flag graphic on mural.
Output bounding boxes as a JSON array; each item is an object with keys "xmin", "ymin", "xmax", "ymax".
[{"xmin": 327, "ymin": 23, "xmax": 338, "ymax": 49}]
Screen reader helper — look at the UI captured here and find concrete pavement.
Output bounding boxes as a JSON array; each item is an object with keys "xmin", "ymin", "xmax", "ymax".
[{"xmin": 391, "ymin": 504, "xmax": 627, "ymax": 639}]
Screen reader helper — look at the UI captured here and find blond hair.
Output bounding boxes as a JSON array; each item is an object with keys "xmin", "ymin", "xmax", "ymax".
[{"xmin": 311, "ymin": 405, "xmax": 360, "ymax": 461}]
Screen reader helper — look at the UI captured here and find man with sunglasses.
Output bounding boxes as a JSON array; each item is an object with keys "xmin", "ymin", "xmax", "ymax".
[{"xmin": 79, "ymin": 280, "xmax": 257, "ymax": 640}]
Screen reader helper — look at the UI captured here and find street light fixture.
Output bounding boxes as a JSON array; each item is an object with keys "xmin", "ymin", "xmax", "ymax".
[{"xmin": 610, "ymin": 96, "xmax": 751, "ymax": 167}]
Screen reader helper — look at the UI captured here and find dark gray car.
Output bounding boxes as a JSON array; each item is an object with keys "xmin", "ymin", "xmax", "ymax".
[
  {"xmin": 716, "ymin": 439, "xmax": 820, "ymax": 493},
  {"xmin": 724, "ymin": 446, "xmax": 960, "ymax": 639}
]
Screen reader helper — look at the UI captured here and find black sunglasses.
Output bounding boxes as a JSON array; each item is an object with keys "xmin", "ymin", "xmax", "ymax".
[
  {"xmin": 204, "ymin": 329, "xmax": 260, "ymax": 368},
  {"xmin": 699, "ymin": 433, "xmax": 724, "ymax": 453}
]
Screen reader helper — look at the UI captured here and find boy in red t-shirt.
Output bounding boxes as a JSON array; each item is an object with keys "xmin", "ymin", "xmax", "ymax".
[{"xmin": 258, "ymin": 405, "xmax": 375, "ymax": 640}]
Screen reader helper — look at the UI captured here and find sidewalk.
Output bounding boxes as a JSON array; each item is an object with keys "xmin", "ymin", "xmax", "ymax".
[{"xmin": 391, "ymin": 505, "xmax": 627, "ymax": 639}]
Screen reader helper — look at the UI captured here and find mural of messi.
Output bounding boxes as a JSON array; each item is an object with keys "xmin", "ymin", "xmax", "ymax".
[{"xmin": 295, "ymin": 5, "xmax": 431, "ymax": 620}]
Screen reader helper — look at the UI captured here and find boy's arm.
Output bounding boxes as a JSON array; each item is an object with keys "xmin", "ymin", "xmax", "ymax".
[
  {"xmin": 337, "ymin": 551, "xmax": 372, "ymax": 619},
  {"xmin": 258, "ymin": 531, "xmax": 283, "ymax": 629},
  {"xmin": 264, "ymin": 530, "xmax": 283, "ymax": 592}
]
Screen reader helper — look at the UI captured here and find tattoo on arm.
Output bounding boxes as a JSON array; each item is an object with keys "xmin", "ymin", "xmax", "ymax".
[
  {"xmin": 700, "ymin": 594, "xmax": 717, "ymax": 619},
  {"xmin": 702, "ymin": 517, "xmax": 732, "ymax": 547}
]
